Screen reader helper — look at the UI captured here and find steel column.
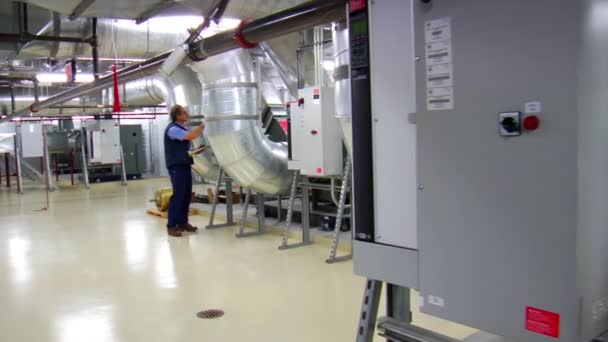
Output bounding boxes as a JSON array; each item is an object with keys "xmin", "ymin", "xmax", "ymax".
[
  {"xmin": 14, "ymin": 127, "xmax": 23, "ymax": 193},
  {"xmin": 79, "ymin": 128, "xmax": 90, "ymax": 189},
  {"xmin": 4, "ymin": 153, "xmax": 10, "ymax": 188}
]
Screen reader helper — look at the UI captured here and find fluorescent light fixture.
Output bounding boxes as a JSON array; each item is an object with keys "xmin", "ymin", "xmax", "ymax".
[{"xmin": 36, "ymin": 73, "xmax": 94, "ymax": 84}]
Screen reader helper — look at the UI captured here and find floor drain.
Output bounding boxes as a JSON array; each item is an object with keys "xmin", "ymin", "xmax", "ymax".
[{"xmin": 196, "ymin": 309, "xmax": 225, "ymax": 319}]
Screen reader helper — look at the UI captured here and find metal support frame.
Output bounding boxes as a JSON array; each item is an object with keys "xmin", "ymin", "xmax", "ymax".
[
  {"xmin": 91, "ymin": 17, "xmax": 100, "ymax": 80},
  {"xmin": 79, "ymin": 128, "xmax": 90, "ymax": 189},
  {"xmin": 279, "ymin": 171, "xmax": 313, "ymax": 250},
  {"xmin": 206, "ymin": 168, "xmax": 236, "ymax": 229},
  {"xmin": 4, "ymin": 153, "xmax": 10, "ymax": 188},
  {"xmin": 42, "ymin": 125, "xmax": 57, "ymax": 192},
  {"xmin": 14, "ymin": 126, "xmax": 23, "ymax": 194},
  {"xmin": 236, "ymin": 190, "xmax": 267, "ymax": 238},
  {"xmin": 119, "ymin": 144, "xmax": 127, "ymax": 186},
  {"xmin": 327, "ymin": 159, "xmax": 352, "ymax": 263},
  {"xmin": 357, "ymin": 279, "xmax": 383, "ymax": 342},
  {"xmin": 69, "ymin": 0, "xmax": 95, "ymax": 20}
]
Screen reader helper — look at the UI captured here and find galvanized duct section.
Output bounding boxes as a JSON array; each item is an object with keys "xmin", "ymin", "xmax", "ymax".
[
  {"xmin": 102, "ymin": 76, "xmax": 166, "ymax": 108},
  {"xmin": 19, "ymin": 18, "xmax": 187, "ymax": 60},
  {"xmin": 158, "ymin": 65, "xmax": 220, "ymax": 180},
  {"xmin": 190, "ymin": 49, "xmax": 291, "ymax": 195},
  {"xmin": 99, "ymin": 66, "xmax": 219, "ymax": 179},
  {"xmin": 332, "ymin": 21, "xmax": 352, "ymax": 157}
]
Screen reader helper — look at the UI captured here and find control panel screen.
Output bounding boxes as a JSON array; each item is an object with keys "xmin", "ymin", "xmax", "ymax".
[{"xmin": 352, "ymin": 19, "xmax": 367, "ymax": 34}]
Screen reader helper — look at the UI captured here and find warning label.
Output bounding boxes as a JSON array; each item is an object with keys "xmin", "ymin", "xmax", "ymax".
[{"xmin": 525, "ymin": 306, "xmax": 560, "ymax": 338}]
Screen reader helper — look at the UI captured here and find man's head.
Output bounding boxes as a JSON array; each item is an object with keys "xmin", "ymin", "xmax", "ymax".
[{"xmin": 170, "ymin": 105, "xmax": 188, "ymax": 124}]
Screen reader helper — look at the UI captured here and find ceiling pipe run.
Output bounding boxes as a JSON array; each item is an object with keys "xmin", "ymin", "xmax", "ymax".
[{"xmin": 0, "ymin": 0, "xmax": 347, "ymax": 124}]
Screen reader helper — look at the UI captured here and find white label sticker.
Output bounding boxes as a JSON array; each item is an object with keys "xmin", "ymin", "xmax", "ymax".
[
  {"xmin": 525, "ymin": 101, "xmax": 542, "ymax": 114},
  {"xmin": 425, "ymin": 41, "xmax": 452, "ymax": 66},
  {"xmin": 425, "ymin": 18, "xmax": 451, "ymax": 43},
  {"xmin": 427, "ymin": 87, "xmax": 454, "ymax": 111},
  {"xmin": 425, "ymin": 17, "xmax": 454, "ymax": 111},
  {"xmin": 428, "ymin": 295, "xmax": 446, "ymax": 308},
  {"xmin": 426, "ymin": 64, "xmax": 453, "ymax": 88}
]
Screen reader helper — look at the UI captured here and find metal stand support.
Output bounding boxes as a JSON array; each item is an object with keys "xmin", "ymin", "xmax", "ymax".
[
  {"xmin": 42, "ymin": 126, "xmax": 57, "ymax": 192},
  {"xmin": 80, "ymin": 128, "xmax": 90, "ymax": 189},
  {"xmin": 357, "ymin": 279, "xmax": 383, "ymax": 342},
  {"xmin": 14, "ymin": 129, "xmax": 23, "ymax": 194},
  {"xmin": 236, "ymin": 189, "xmax": 267, "ymax": 238},
  {"xmin": 119, "ymin": 144, "xmax": 128, "ymax": 186},
  {"xmin": 327, "ymin": 159, "xmax": 352, "ymax": 263},
  {"xmin": 279, "ymin": 171, "xmax": 313, "ymax": 250},
  {"xmin": 206, "ymin": 168, "xmax": 236, "ymax": 229},
  {"xmin": 4, "ymin": 153, "xmax": 10, "ymax": 188}
]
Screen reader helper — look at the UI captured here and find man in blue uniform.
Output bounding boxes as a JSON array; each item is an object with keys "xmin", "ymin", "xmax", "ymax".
[{"xmin": 164, "ymin": 104, "xmax": 205, "ymax": 237}]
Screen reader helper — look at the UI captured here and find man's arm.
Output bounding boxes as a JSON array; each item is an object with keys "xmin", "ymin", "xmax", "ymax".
[{"xmin": 183, "ymin": 122, "xmax": 205, "ymax": 141}]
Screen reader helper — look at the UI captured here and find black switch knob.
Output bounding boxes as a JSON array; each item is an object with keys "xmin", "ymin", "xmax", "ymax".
[{"xmin": 500, "ymin": 117, "xmax": 519, "ymax": 133}]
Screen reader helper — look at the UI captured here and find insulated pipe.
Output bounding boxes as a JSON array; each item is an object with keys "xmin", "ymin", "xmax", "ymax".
[
  {"xmin": 188, "ymin": 0, "xmax": 346, "ymax": 60},
  {"xmin": 1, "ymin": 0, "xmax": 347, "ymax": 124},
  {"xmin": 191, "ymin": 50, "xmax": 291, "ymax": 195}
]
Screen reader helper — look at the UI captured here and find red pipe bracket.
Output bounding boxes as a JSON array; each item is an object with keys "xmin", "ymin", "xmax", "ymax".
[{"xmin": 234, "ymin": 20, "xmax": 257, "ymax": 49}]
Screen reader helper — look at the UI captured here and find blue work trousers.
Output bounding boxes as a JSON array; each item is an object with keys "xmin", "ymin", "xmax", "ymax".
[{"xmin": 167, "ymin": 165, "xmax": 192, "ymax": 229}]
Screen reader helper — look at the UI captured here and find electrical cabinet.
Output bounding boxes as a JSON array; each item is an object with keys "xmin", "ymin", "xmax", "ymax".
[
  {"xmin": 86, "ymin": 120, "xmax": 121, "ymax": 165},
  {"xmin": 119, "ymin": 125, "xmax": 145, "ymax": 177},
  {"xmin": 288, "ymin": 86, "xmax": 342, "ymax": 177},
  {"xmin": 350, "ymin": 0, "xmax": 608, "ymax": 341}
]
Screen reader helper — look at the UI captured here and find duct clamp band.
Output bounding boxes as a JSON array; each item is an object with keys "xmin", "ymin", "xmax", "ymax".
[{"xmin": 234, "ymin": 20, "xmax": 257, "ymax": 49}]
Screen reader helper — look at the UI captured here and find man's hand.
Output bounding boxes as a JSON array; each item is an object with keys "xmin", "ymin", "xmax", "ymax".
[{"xmin": 184, "ymin": 121, "xmax": 206, "ymax": 141}]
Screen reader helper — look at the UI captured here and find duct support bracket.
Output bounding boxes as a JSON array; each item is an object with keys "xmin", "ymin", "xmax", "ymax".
[
  {"xmin": 278, "ymin": 171, "xmax": 313, "ymax": 249},
  {"xmin": 206, "ymin": 168, "xmax": 237, "ymax": 229},
  {"xmin": 236, "ymin": 189, "xmax": 267, "ymax": 238}
]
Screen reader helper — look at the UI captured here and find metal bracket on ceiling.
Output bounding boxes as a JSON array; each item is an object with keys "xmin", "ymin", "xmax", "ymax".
[
  {"xmin": 135, "ymin": 0, "xmax": 177, "ymax": 25},
  {"xmin": 68, "ymin": 0, "xmax": 96, "ymax": 21}
]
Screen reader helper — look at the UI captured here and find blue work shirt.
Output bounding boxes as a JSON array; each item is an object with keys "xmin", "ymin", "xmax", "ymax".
[{"xmin": 167, "ymin": 122, "xmax": 188, "ymax": 141}]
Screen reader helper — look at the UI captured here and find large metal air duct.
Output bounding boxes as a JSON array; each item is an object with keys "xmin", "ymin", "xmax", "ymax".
[
  {"xmin": 158, "ymin": 65, "xmax": 220, "ymax": 180},
  {"xmin": 191, "ymin": 49, "xmax": 291, "ymax": 195},
  {"xmin": 332, "ymin": 21, "xmax": 352, "ymax": 157},
  {"xmin": 19, "ymin": 18, "xmax": 187, "ymax": 60}
]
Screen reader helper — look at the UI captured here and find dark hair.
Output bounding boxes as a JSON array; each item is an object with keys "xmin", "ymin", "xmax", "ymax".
[{"xmin": 170, "ymin": 105, "xmax": 186, "ymax": 122}]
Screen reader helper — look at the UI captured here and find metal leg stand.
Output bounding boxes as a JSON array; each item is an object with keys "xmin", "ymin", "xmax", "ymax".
[
  {"xmin": 206, "ymin": 168, "xmax": 236, "ymax": 229},
  {"xmin": 42, "ymin": 127, "xmax": 57, "ymax": 192},
  {"xmin": 356, "ymin": 279, "xmax": 383, "ymax": 342},
  {"xmin": 120, "ymin": 144, "xmax": 128, "ymax": 186},
  {"xmin": 80, "ymin": 128, "xmax": 90, "ymax": 189},
  {"xmin": 327, "ymin": 159, "xmax": 352, "ymax": 263},
  {"xmin": 279, "ymin": 171, "xmax": 313, "ymax": 249},
  {"xmin": 236, "ymin": 190, "xmax": 267, "ymax": 238},
  {"xmin": 14, "ymin": 131, "xmax": 23, "ymax": 194}
]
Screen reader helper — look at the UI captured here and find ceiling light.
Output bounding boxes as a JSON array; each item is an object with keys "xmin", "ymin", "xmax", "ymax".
[{"xmin": 36, "ymin": 73, "xmax": 94, "ymax": 84}]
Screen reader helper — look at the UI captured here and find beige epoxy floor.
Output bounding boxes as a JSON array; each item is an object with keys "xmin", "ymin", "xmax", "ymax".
[{"xmin": 0, "ymin": 179, "xmax": 476, "ymax": 342}]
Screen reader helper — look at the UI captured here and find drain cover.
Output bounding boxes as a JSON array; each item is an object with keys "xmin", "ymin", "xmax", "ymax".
[{"xmin": 196, "ymin": 309, "xmax": 225, "ymax": 319}]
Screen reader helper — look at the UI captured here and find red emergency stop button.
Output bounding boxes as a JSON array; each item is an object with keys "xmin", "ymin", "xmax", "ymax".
[
  {"xmin": 311, "ymin": 129, "xmax": 318, "ymax": 135},
  {"xmin": 523, "ymin": 115, "xmax": 540, "ymax": 131}
]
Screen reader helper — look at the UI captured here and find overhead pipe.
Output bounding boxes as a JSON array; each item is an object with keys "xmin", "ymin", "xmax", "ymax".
[
  {"xmin": 188, "ymin": 0, "xmax": 346, "ymax": 60},
  {"xmin": 1, "ymin": 0, "xmax": 346, "ymax": 124}
]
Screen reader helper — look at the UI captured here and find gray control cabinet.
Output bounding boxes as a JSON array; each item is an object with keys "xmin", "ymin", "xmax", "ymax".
[
  {"xmin": 414, "ymin": 0, "xmax": 607, "ymax": 341},
  {"xmin": 351, "ymin": 0, "xmax": 608, "ymax": 341}
]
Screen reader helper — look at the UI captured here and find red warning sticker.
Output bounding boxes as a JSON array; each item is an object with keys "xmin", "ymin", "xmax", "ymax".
[
  {"xmin": 313, "ymin": 88, "xmax": 320, "ymax": 95},
  {"xmin": 525, "ymin": 306, "xmax": 560, "ymax": 338}
]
